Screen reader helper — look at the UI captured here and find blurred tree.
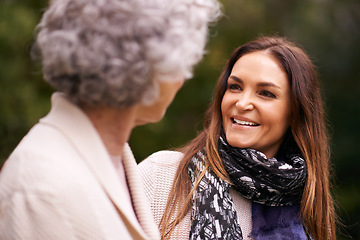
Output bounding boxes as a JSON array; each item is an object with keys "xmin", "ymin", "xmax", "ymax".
[
  {"xmin": 0, "ymin": 0, "xmax": 52, "ymax": 162},
  {"xmin": 0, "ymin": 0, "xmax": 359, "ymax": 238}
]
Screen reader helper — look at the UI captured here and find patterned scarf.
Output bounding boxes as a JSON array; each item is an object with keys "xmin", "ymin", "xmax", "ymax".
[{"xmin": 188, "ymin": 134, "xmax": 309, "ymax": 240}]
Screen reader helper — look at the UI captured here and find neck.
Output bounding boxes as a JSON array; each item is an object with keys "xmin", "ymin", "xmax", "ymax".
[{"xmin": 82, "ymin": 105, "xmax": 137, "ymax": 156}]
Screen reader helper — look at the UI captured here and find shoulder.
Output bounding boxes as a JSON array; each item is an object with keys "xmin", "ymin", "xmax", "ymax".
[
  {"xmin": 0, "ymin": 127, "xmax": 98, "ymax": 202},
  {"xmin": 139, "ymin": 150, "xmax": 184, "ymax": 167},
  {"xmin": 138, "ymin": 150, "xmax": 183, "ymax": 184},
  {"xmin": 138, "ymin": 150, "xmax": 183, "ymax": 206}
]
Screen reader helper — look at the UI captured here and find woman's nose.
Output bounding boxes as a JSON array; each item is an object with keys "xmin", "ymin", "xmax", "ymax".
[{"xmin": 235, "ymin": 94, "xmax": 254, "ymax": 111}]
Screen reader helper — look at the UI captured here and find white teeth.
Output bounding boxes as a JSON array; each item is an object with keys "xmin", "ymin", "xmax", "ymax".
[{"xmin": 233, "ymin": 118, "xmax": 257, "ymax": 126}]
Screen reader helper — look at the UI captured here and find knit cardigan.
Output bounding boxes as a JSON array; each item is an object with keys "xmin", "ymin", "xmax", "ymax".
[{"xmin": 138, "ymin": 150, "xmax": 253, "ymax": 239}]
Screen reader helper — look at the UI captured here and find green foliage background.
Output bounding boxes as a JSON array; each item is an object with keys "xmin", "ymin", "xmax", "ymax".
[{"xmin": 1, "ymin": 0, "xmax": 359, "ymax": 238}]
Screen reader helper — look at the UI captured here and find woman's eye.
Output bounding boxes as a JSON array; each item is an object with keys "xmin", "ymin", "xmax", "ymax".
[
  {"xmin": 228, "ymin": 83, "xmax": 242, "ymax": 91},
  {"xmin": 259, "ymin": 90, "xmax": 276, "ymax": 98}
]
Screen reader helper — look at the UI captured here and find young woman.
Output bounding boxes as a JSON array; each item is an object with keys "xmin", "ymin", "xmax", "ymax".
[{"xmin": 139, "ymin": 36, "xmax": 336, "ymax": 239}]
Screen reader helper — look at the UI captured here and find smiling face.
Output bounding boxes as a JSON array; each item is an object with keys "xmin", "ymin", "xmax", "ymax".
[{"xmin": 221, "ymin": 51, "xmax": 291, "ymax": 158}]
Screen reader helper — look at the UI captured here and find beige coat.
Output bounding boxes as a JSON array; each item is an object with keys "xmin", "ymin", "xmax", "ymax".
[{"xmin": 0, "ymin": 93, "xmax": 160, "ymax": 240}]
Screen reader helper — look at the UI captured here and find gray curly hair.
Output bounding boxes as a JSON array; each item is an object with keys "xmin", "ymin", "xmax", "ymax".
[{"xmin": 32, "ymin": 0, "xmax": 221, "ymax": 107}]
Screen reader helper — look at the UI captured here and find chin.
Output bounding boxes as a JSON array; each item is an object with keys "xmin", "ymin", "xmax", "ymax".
[
  {"xmin": 227, "ymin": 141, "xmax": 247, "ymax": 149},
  {"xmin": 153, "ymin": 110, "xmax": 167, "ymax": 123},
  {"xmin": 134, "ymin": 120, "xmax": 147, "ymax": 127},
  {"xmin": 225, "ymin": 135, "xmax": 244, "ymax": 147},
  {"xmin": 135, "ymin": 113, "xmax": 165, "ymax": 126}
]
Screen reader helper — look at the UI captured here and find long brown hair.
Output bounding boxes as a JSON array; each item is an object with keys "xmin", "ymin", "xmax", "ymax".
[{"xmin": 159, "ymin": 36, "xmax": 336, "ymax": 240}]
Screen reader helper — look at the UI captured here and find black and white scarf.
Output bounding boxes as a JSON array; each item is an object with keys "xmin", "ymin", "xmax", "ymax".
[{"xmin": 188, "ymin": 134, "xmax": 308, "ymax": 240}]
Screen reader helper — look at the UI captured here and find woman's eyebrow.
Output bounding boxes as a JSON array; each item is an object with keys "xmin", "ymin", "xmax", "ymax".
[
  {"xmin": 229, "ymin": 75, "xmax": 243, "ymax": 83},
  {"xmin": 230, "ymin": 75, "xmax": 281, "ymax": 89},
  {"xmin": 257, "ymin": 82, "xmax": 281, "ymax": 89}
]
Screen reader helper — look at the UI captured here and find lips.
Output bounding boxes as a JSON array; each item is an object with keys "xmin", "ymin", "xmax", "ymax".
[{"xmin": 231, "ymin": 117, "xmax": 260, "ymax": 126}]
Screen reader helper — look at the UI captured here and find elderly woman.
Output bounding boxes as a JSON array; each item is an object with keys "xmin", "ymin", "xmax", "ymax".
[{"xmin": 0, "ymin": 0, "xmax": 221, "ymax": 239}]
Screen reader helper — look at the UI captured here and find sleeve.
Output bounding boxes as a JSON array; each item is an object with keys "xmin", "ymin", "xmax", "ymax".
[
  {"xmin": 138, "ymin": 150, "xmax": 184, "ymax": 209},
  {"xmin": 138, "ymin": 156, "xmax": 157, "ymax": 204},
  {"xmin": 138, "ymin": 150, "xmax": 189, "ymax": 236},
  {"xmin": 0, "ymin": 190, "xmax": 75, "ymax": 240}
]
